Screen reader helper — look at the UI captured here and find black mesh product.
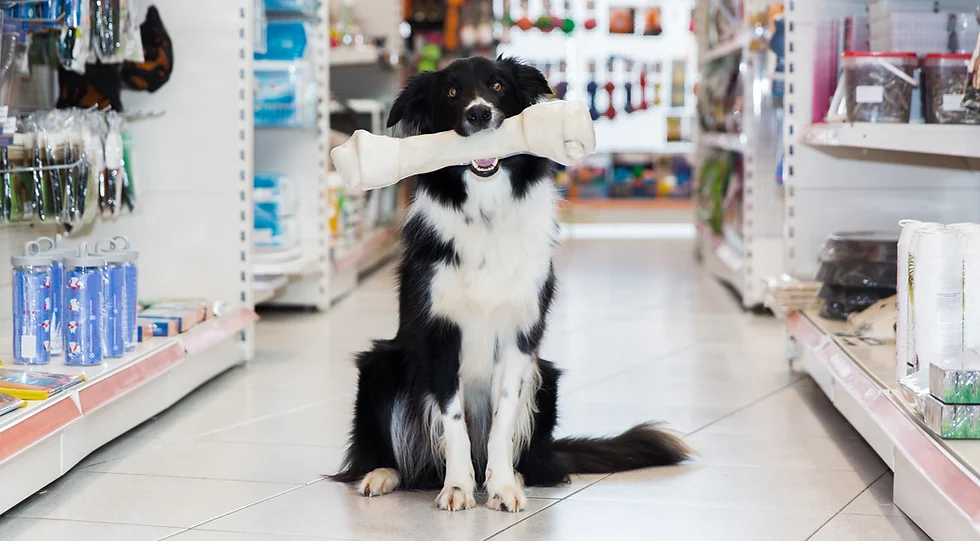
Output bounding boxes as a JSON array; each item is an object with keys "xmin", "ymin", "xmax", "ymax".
[
  {"xmin": 815, "ymin": 260, "xmax": 897, "ymax": 289},
  {"xmin": 817, "ymin": 284, "xmax": 896, "ymax": 321}
]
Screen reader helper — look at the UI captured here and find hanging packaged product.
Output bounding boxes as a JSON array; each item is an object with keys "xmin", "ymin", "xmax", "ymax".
[
  {"xmin": 922, "ymin": 54, "xmax": 980, "ymax": 124},
  {"xmin": 841, "ymin": 52, "xmax": 918, "ymax": 123},
  {"xmin": 97, "ymin": 239, "xmax": 126, "ymax": 358},
  {"xmin": 911, "ymin": 227, "xmax": 963, "ymax": 376},
  {"xmin": 898, "ymin": 221, "xmax": 941, "ymax": 381},
  {"xmin": 964, "ymin": 26, "xmax": 980, "ymax": 111},
  {"xmin": 60, "ymin": 0, "xmax": 91, "ymax": 73},
  {"xmin": 11, "ymin": 241, "xmax": 53, "ymax": 365},
  {"xmin": 110, "ymin": 236, "xmax": 138, "ymax": 349},
  {"xmin": 102, "ymin": 111, "xmax": 125, "ymax": 216},
  {"xmin": 255, "ymin": 21, "xmax": 309, "ymax": 61},
  {"xmin": 35, "ymin": 236, "xmax": 68, "ymax": 356},
  {"xmin": 63, "ymin": 243, "xmax": 104, "ymax": 366}
]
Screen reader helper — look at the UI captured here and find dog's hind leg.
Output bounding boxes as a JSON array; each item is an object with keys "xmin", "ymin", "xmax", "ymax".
[{"xmin": 359, "ymin": 468, "xmax": 401, "ymax": 496}]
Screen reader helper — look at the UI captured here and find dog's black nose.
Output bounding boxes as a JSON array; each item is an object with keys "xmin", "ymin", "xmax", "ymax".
[{"xmin": 465, "ymin": 105, "xmax": 493, "ymax": 129}]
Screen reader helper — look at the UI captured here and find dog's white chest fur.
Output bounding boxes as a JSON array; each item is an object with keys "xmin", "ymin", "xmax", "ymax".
[{"xmin": 411, "ymin": 170, "xmax": 558, "ymax": 382}]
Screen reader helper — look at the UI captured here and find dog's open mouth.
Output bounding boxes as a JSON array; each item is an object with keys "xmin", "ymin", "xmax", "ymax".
[{"xmin": 469, "ymin": 158, "xmax": 500, "ymax": 177}]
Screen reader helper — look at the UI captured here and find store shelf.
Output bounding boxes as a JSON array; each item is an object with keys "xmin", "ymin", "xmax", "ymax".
[
  {"xmin": 253, "ymin": 275, "xmax": 290, "ymax": 304},
  {"xmin": 700, "ymin": 32, "xmax": 748, "ymax": 65},
  {"xmin": 0, "ymin": 307, "xmax": 258, "ymax": 514},
  {"xmin": 696, "ymin": 221, "xmax": 743, "ymax": 295},
  {"xmin": 699, "ymin": 132, "xmax": 745, "ymax": 153},
  {"xmin": 330, "ymin": 46, "xmax": 380, "ymax": 67},
  {"xmin": 787, "ymin": 310, "xmax": 980, "ymax": 541},
  {"xmin": 252, "ymin": 248, "xmax": 317, "ymax": 276},
  {"xmin": 563, "ymin": 198, "xmax": 693, "ymax": 212},
  {"xmin": 800, "ymin": 123, "xmax": 980, "ymax": 160},
  {"xmin": 253, "ymin": 59, "xmax": 312, "ymax": 71}
]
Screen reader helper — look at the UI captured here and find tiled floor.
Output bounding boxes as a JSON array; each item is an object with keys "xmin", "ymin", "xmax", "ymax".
[{"xmin": 0, "ymin": 237, "xmax": 933, "ymax": 540}]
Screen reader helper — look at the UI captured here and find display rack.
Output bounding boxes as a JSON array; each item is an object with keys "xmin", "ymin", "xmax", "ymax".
[
  {"xmin": 0, "ymin": 308, "xmax": 258, "ymax": 515},
  {"xmin": 787, "ymin": 310, "xmax": 980, "ymax": 541},
  {"xmin": 496, "ymin": 0, "xmax": 699, "ymax": 154},
  {"xmin": 253, "ymin": 0, "xmax": 331, "ymax": 310},
  {"xmin": 0, "ymin": 0, "xmax": 260, "ymax": 514},
  {"xmin": 694, "ymin": 0, "xmax": 784, "ymax": 309},
  {"xmin": 782, "ymin": 0, "xmax": 980, "ymax": 278}
]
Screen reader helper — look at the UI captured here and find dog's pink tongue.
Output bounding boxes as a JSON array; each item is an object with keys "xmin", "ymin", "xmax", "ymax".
[{"xmin": 473, "ymin": 158, "xmax": 496, "ymax": 168}]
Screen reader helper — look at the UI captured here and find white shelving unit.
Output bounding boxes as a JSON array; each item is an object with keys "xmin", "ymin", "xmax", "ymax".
[
  {"xmin": 253, "ymin": 0, "xmax": 331, "ymax": 310},
  {"xmin": 782, "ymin": 0, "xmax": 980, "ymax": 278},
  {"xmin": 694, "ymin": 0, "xmax": 784, "ymax": 309},
  {"xmin": 0, "ymin": 0, "xmax": 259, "ymax": 514},
  {"xmin": 781, "ymin": 2, "xmax": 980, "ymax": 539}
]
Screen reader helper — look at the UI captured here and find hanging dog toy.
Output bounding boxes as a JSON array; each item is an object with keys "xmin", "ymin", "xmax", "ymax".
[
  {"xmin": 604, "ymin": 57, "xmax": 616, "ymax": 120},
  {"xmin": 638, "ymin": 63, "xmax": 650, "ymax": 110},
  {"xmin": 586, "ymin": 61, "xmax": 600, "ymax": 120},
  {"xmin": 554, "ymin": 60, "xmax": 569, "ymax": 99},
  {"xmin": 560, "ymin": 0, "xmax": 575, "ymax": 33},
  {"xmin": 583, "ymin": 0, "xmax": 597, "ymax": 30},
  {"xmin": 515, "ymin": 0, "xmax": 534, "ymax": 31},
  {"xmin": 536, "ymin": 0, "xmax": 556, "ymax": 32},
  {"xmin": 623, "ymin": 59, "xmax": 635, "ymax": 114}
]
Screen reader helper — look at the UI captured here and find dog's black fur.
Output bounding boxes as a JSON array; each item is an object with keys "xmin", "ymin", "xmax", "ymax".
[{"xmin": 332, "ymin": 56, "xmax": 690, "ymax": 496}]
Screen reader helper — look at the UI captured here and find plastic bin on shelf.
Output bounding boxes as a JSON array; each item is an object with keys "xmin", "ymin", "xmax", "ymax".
[
  {"xmin": 842, "ymin": 51, "xmax": 919, "ymax": 123},
  {"xmin": 922, "ymin": 53, "xmax": 980, "ymax": 125}
]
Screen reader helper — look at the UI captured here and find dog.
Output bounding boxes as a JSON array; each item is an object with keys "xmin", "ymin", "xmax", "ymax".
[{"xmin": 331, "ymin": 56, "xmax": 691, "ymax": 512}]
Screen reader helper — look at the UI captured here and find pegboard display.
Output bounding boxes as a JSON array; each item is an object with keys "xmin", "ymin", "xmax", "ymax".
[{"xmin": 496, "ymin": 0, "xmax": 698, "ymax": 154}]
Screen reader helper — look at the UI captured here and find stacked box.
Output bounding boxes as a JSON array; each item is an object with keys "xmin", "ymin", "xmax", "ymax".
[{"xmin": 923, "ymin": 350, "xmax": 980, "ymax": 438}]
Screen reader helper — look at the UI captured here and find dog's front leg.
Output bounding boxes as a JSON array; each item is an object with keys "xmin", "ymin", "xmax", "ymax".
[
  {"xmin": 435, "ymin": 386, "xmax": 477, "ymax": 511},
  {"xmin": 485, "ymin": 342, "xmax": 534, "ymax": 512}
]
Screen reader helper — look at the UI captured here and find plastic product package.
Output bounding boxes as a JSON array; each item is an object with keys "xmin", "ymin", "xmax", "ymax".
[
  {"xmin": 930, "ymin": 349, "xmax": 980, "ymax": 404},
  {"xmin": 254, "ymin": 65, "xmax": 315, "ymax": 127},
  {"xmin": 816, "ymin": 260, "xmax": 897, "ymax": 288},
  {"xmin": 255, "ymin": 21, "xmax": 308, "ymax": 61},
  {"xmin": 819, "ymin": 231, "xmax": 898, "ymax": 263},
  {"xmin": 922, "ymin": 54, "xmax": 980, "ymax": 124},
  {"xmin": 264, "ymin": 0, "xmax": 315, "ymax": 15},
  {"xmin": 763, "ymin": 275, "xmax": 822, "ymax": 318},
  {"xmin": 818, "ymin": 284, "xmax": 896, "ymax": 321},
  {"xmin": 925, "ymin": 395, "xmax": 980, "ymax": 439},
  {"xmin": 898, "ymin": 369, "xmax": 929, "ymax": 415},
  {"xmin": 841, "ymin": 52, "xmax": 918, "ymax": 123}
]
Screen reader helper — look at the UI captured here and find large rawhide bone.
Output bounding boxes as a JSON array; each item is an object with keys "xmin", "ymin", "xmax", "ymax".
[{"xmin": 330, "ymin": 100, "xmax": 596, "ymax": 191}]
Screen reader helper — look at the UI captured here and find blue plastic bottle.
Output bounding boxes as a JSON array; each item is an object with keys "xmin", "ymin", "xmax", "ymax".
[
  {"xmin": 63, "ymin": 243, "xmax": 105, "ymax": 366},
  {"xmin": 11, "ymin": 242, "xmax": 53, "ymax": 365},
  {"xmin": 98, "ymin": 240, "xmax": 127, "ymax": 358},
  {"xmin": 112, "ymin": 236, "xmax": 139, "ymax": 350}
]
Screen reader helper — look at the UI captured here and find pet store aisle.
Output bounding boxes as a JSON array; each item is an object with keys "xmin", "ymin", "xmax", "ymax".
[{"xmin": 0, "ymin": 238, "xmax": 928, "ymax": 541}]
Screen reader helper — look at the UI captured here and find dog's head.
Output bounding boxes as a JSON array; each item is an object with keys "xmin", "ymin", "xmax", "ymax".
[{"xmin": 387, "ymin": 56, "xmax": 551, "ymax": 177}]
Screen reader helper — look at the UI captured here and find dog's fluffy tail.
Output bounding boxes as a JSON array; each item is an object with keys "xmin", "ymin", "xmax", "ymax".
[{"xmin": 554, "ymin": 423, "xmax": 692, "ymax": 475}]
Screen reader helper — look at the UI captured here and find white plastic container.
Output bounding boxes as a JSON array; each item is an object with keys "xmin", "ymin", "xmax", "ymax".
[
  {"xmin": 898, "ymin": 220, "xmax": 941, "ymax": 381},
  {"xmin": 911, "ymin": 227, "xmax": 964, "ymax": 377},
  {"xmin": 953, "ymin": 224, "xmax": 980, "ymax": 350},
  {"xmin": 842, "ymin": 52, "xmax": 919, "ymax": 123}
]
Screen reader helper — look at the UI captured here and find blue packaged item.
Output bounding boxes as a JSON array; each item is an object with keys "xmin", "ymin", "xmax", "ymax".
[
  {"xmin": 38, "ymin": 0, "xmax": 58, "ymax": 19},
  {"xmin": 98, "ymin": 243, "xmax": 127, "ymax": 358},
  {"xmin": 35, "ymin": 237, "xmax": 66, "ymax": 356},
  {"xmin": 254, "ymin": 21, "xmax": 308, "ymax": 61},
  {"xmin": 264, "ymin": 0, "xmax": 315, "ymax": 14},
  {"xmin": 11, "ymin": 242, "xmax": 53, "ymax": 365},
  {"xmin": 111, "ymin": 236, "xmax": 139, "ymax": 350},
  {"xmin": 254, "ymin": 68, "xmax": 311, "ymax": 127},
  {"xmin": 63, "ymin": 243, "xmax": 105, "ymax": 366}
]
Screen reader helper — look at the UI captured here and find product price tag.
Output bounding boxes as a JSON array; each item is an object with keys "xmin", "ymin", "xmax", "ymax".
[
  {"xmin": 855, "ymin": 85, "xmax": 884, "ymax": 104},
  {"xmin": 942, "ymin": 94, "xmax": 966, "ymax": 112}
]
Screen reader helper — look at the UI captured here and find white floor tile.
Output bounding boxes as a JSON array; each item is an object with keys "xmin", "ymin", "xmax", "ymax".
[
  {"xmin": 7, "ymin": 471, "xmax": 298, "ymax": 528},
  {"xmin": 0, "ymin": 518, "xmax": 179, "ymax": 541},
  {"xmin": 809, "ymin": 514, "xmax": 932, "ymax": 541},
  {"xmin": 198, "ymin": 480, "xmax": 554, "ymax": 541}
]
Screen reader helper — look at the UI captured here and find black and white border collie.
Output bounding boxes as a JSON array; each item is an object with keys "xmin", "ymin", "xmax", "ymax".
[{"xmin": 332, "ymin": 56, "xmax": 690, "ymax": 512}]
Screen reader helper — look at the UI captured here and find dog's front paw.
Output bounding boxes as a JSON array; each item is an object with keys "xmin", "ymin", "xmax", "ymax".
[
  {"xmin": 436, "ymin": 483, "xmax": 476, "ymax": 511},
  {"xmin": 485, "ymin": 478, "xmax": 527, "ymax": 513},
  {"xmin": 358, "ymin": 468, "xmax": 400, "ymax": 497}
]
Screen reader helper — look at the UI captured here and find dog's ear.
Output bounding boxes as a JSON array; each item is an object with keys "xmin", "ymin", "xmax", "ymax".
[
  {"xmin": 496, "ymin": 57, "xmax": 552, "ymax": 106},
  {"xmin": 387, "ymin": 71, "xmax": 437, "ymax": 135}
]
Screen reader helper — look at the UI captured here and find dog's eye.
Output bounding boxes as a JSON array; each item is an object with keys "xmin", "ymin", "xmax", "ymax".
[
  {"xmin": 448, "ymin": 88, "xmax": 457, "ymax": 98},
  {"xmin": 492, "ymin": 82, "xmax": 503, "ymax": 92}
]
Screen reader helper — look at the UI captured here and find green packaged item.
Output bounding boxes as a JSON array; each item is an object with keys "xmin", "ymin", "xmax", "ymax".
[
  {"xmin": 925, "ymin": 394, "xmax": 980, "ymax": 439},
  {"xmin": 930, "ymin": 349, "xmax": 980, "ymax": 404}
]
